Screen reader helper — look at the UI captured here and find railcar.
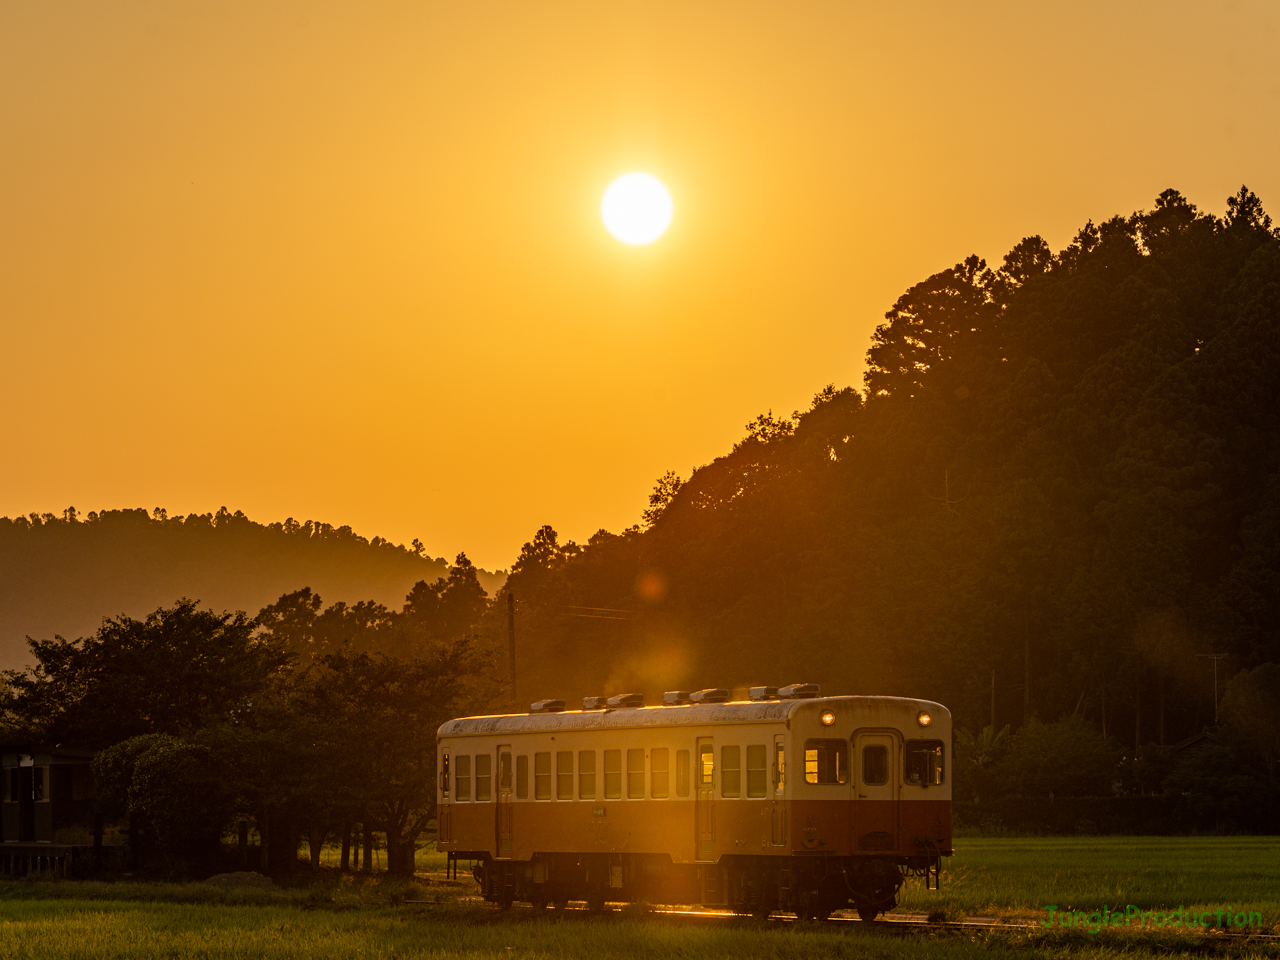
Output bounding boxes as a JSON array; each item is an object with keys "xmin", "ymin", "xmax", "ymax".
[{"xmin": 436, "ymin": 685, "xmax": 951, "ymax": 919}]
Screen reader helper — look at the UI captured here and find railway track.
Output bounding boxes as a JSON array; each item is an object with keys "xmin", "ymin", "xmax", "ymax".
[{"xmin": 404, "ymin": 898, "xmax": 1280, "ymax": 943}]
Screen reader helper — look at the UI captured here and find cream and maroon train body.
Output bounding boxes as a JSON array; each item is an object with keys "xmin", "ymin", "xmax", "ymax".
[{"xmin": 436, "ymin": 690, "xmax": 951, "ymax": 919}]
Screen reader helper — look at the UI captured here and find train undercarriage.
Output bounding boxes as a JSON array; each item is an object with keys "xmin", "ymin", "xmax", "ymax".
[{"xmin": 463, "ymin": 851, "xmax": 942, "ymax": 921}]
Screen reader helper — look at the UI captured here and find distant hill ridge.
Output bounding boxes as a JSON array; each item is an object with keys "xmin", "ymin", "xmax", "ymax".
[{"xmin": 0, "ymin": 506, "xmax": 507, "ymax": 670}]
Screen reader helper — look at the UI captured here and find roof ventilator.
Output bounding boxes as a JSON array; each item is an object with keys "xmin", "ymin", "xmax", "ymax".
[
  {"xmin": 607, "ymin": 693, "xmax": 645, "ymax": 708},
  {"xmin": 662, "ymin": 691, "xmax": 692, "ymax": 705},
  {"xmin": 748, "ymin": 686, "xmax": 780, "ymax": 701},
  {"xmin": 529, "ymin": 699, "xmax": 566, "ymax": 713},
  {"xmin": 582, "ymin": 696, "xmax": 607, "ymax": 709},
  {"xmin": 779, "ymin": 683, "xmax": 821, "ymax": 699},
  {"xmin": 690, "ymin": 688, "xmax": 730, "ymax": 704}
]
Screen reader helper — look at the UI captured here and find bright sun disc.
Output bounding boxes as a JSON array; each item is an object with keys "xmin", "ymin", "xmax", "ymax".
[{"xmin": 601, "ymin": 173, "xmax": 672, "ymax": 245}]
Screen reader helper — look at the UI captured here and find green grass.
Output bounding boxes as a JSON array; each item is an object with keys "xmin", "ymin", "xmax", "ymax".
[
  {"xmin": 897, "ymin": 837, "xmax": 1280, "ymax": 928},
  {"xmin": 1, "ymin": 838, "xmax": 1278, "ymax": 958}
]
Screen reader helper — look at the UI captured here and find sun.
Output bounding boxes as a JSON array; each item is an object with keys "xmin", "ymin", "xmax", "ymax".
[{"xmin": 601, "ymin": 173, "xmax": 673, "ymax": 246}]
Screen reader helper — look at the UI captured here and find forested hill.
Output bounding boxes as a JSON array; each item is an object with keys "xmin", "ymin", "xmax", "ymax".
[
  {"xmin": 0, "ymin": 507, "xmax": 507, "ymax": 670},
  {"xmin": 495, "ymin": 187, "xmax": 1280, "ymax": 746}
]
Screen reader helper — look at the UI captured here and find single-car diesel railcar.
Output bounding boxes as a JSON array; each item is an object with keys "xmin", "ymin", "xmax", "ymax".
[{"xmin": 436, "ymin": 687, "xmax": 950, "ymax": 919}]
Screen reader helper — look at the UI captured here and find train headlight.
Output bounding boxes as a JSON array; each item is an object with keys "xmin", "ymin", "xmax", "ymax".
[
  {"xmin": 820, "ymin": 711, "xmax": 836, "ymax": 726},
  {"xmin": 917, "ymin": 711, "xmax": 932, "ymax": 727}
]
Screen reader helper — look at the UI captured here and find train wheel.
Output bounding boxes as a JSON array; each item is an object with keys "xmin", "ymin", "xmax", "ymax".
[
  {"xmin": 552, "ymin": 899, "xmax": 569, "ymax": 913},
  {"xmin": 531, "ymin": 898, "xmax": 549, "ymax": 911},
  {"xmin": 856, "ymin": 903, "xmax": 881, "ymax": 922},
  {"xmin": 587, "ymin": 898, "xmax": 606, "ymax": 913},
  {"xmin": 498, "ymin": 898, "xmax": 513, "ymax": 910}
]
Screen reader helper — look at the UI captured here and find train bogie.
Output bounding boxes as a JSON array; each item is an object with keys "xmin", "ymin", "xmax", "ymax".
[{"xmin": 437, "ymin": 693, "xmax": 950, "ymax": 918}]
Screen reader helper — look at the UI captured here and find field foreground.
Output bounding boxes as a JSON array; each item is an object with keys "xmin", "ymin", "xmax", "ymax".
[{"xmin": 0, "ymin": 838, "xmax": 1277, "ymax": 959}]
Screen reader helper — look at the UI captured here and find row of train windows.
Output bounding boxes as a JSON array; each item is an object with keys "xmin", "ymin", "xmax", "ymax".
[
  {"xmin": 442, "ymin": 745, "xmax": 778, "ymax": 801},
  {"xmin": 442, "ymin": 739, "xmax": 944, "ymax": 800}
]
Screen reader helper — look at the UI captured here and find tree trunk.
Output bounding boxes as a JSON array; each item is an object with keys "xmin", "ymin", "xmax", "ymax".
[
  {"xmin": 340, "ymin": 822, "xmax": 352, "ymax": 871},
  {"xmin": 361, "ymin": 824, "xmax": 373, "ymax": 873},
  {"xmin": 308, "ymin": 822, "xmax": 325, "ymax": 870}
]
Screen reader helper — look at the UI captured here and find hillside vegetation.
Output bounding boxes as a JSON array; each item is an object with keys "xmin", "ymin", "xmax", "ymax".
[
  {"xmin": 493, "ymin": 187, "xmax": 1280, "ymax": 755},
  {"xmin": 0, "ymin": 507, "xmax": 506, "ymax": 670}
]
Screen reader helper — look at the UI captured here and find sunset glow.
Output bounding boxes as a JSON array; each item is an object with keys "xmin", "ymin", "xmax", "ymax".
[{"xmin": 601, "ymin": 173, "xmax": 673, "ymax": 245}]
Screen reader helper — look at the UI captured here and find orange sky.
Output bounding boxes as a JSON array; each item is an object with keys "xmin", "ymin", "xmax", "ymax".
[{"xmin": 3, "ymin": 1, "xmax": 1279, "ymax": 571}]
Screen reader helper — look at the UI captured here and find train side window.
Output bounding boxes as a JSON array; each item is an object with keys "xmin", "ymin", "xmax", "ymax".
[
  {"xmin": 456, "ymin": 755, "xmax": 471, "ymax": 801},
  {"xmin": 862, "ymin": 745, "xmax": 888, "ymax": 785},
  {"xmin": 556, "ymin": 751, "xmax": 574, "ymax": 800},
  {"xmin": 721, "ymin": 746, "xmax": 741, "ymax": 798},
  {"xmin": 476, "ymin": 754, "xmax": 492, "ymax": 801},
  {"xmin": 904, "ymin": 740, "xmax": 945, "ymax": 785},
  {"xmin": 746, "ymin": 745, "xmax": 767, "ymax": 797},
  {"xmin": 516, "ymin": 755, "xmax": 529, "ymax": 799},
  {"xmin": 534, "ymin": 752, "xmax": 551, "ymax": 799},
  {"xmin": 626, "ymin": 749, "xmax": 645, "ymax": 799},
  {"xmin": 651, "ymin": 748, "xmax": 670, "ymax": 798},
  {"xmin": 578, "ymin": 751, "xmax": 596, "ymax": 799},
  {"xmin": 604, "ymin": 750, "xmax": 622, "ymax": 799},
  {"xmin": 774, "ymin": 743, "xmax": 785, "ymax": 793},
  {"xmin": 441, "ymin": 752, "xmax": 450, "ymax": 797},
  {"xmin": 803, "ymin": 739, "xmax": 848, "ymax": 784},
  {"xmin": 676, "ymin": 750, "xmax": 690, "ymax": 797}
]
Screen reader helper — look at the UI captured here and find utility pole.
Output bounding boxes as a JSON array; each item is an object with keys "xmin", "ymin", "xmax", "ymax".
[
  {"xmin": 507, "ymin": 592, "xmax": 517, "ymax": 705},
  {"xmin": 1197, "ymin": 653, "xmax": 1227, "ymax": 725}
]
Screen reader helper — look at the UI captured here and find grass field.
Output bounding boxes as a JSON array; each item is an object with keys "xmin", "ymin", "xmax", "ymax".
[{"xmin": 0, "ymin": 838, "xmax": 1277, "ymax": 959}]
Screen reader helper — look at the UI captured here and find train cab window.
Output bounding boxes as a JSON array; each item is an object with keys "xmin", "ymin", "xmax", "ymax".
[
  {"xmin": 578, "ymin": 751, "xmax": 596, "ymax": 799},
  {"xmin": 456, "ymin": 755, "xmax": 471, "ymax": 801},
  {"xmin": 775, "ymin": 743, "xmax": 785, "ymax": 793},
  {"xmin": 627, "ymin": 749, "xmax": 645, "ymax": 798},
  {"xmin": 651, "ymin": 748, "xmax": 670, "ymax": 798},
  {"xmin": 534, "ymin": 752, "xmax": 551, "ymax": 800},
  {"xmin": 803, "ymin": 739, "xmax": 848, "ymax": 784},
  {"xmin": 676, "ymin": 750, "xmax": 690, "ymax": 797},
  {"xmin": 862, "ymin": 745, "xmax": 888, "ymax": 785},
  {"xmin": 721, "ymin": 746, "xmax": 741, "ymax": 797},
  {"xmin": 904, "ymin": 740, "xmax": 945, "ymax": 786},
  {"xmin": 441, "ymin": 752, "xmax": 450, "ymax": 798},
  {"xmin": 746, "ymin": 745, "xmax": 767, "ymax": 798},
  {"xmin": 476, "ymin": 754, "xmax": 492, "ymax": 801},
  {"xmin": 516, "ymin": 755, "xmax": 529, "ymax": 799},
  {"xmin": 556, "ymin": 752, "xmax": 574, "ymax": 800},
  {"xmin": 604, "ymin": 750, "xmax": 622, "ymax": 799}
]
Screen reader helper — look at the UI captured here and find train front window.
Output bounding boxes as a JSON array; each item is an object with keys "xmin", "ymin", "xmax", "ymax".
[
  {"xmin": 534, "ymin": 752, "xmax": 551, "ymax": 799},
  {"xmin": 556, "ymin": 751, "xmax": 574, "ymax": 800},
  {"xmin": 476, "ymin": 754, "xmax": 492, "ymax": 801},
  {"xmin": 803, "ymin": 739, "xmax": 848, "ymax": 784},
  {"xmin": 747, "ymin": 745, "xmax": 767, "ymax": 797},
  {"xmin": 456, "ymin": 755, "xmax": 471, "ymax": 801},
  {"xmin": 863, "ymin": 745, "xmax": 888, "ymax": 785},
  {"xmin": 775, "ymin": 743, "xmax": 785, "ymax": 793},
  {"xmin": 904, "ymin": 740, "xmax": 945, "ymax": 786},
  {"xmin": 516, "ymin": 755, "xmax": 528, "ymax": 799},
  {"xmin": 604, "ymin": 749, "xmax": 622, "ymax": 799},
  {"xmin": 578, "ymin": 750, "xmax": 596, "ymax": 799},
  {"xmin": 441, "ymin": 752, "xmax": 450, "ymax": 797}
]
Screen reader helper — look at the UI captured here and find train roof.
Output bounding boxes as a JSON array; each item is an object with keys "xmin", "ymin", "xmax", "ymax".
[{"xmin": 437, "ymin": 695, "xmax": 947, "ymax": 738}]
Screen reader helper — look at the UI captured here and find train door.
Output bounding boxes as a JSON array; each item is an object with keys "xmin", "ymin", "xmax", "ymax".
[
  {"xmin": 852, "ymin": 732, "xmax": 897, "ymax": 852},
  {"xmin": 496, "ymin": 745, "xmax": 513, "ymax": 858},
  {"xmin": 695, "ymin": 737, "xmax": 715, "ymax": 860},
  {"xmin": 770, "ymin": 734, "xmax": 787, "ymax": 845}
]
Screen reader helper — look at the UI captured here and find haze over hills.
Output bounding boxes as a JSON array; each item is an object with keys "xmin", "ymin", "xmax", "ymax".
[{"xmin": 0, "ymin": 506, "xmax": 507, "ymax": 671}]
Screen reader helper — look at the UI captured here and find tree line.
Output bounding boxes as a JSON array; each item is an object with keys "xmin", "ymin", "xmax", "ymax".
[{"xmin": 0, "ymin": 555, "xmax": 496, "ymax": 874}]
